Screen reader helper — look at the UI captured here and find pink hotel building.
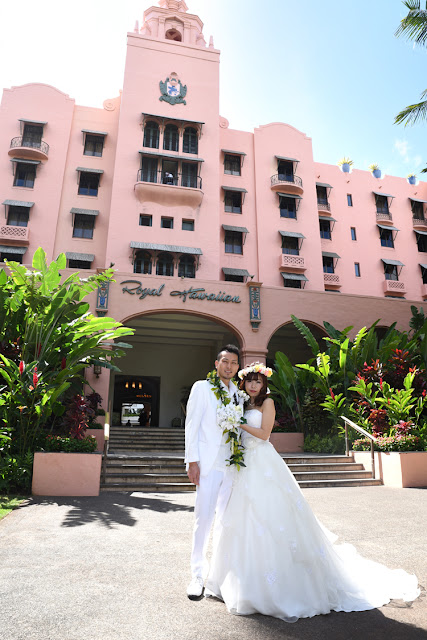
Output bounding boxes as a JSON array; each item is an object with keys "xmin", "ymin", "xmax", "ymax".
[{"xmin": 1, "ymin": 0, "xmax": 427, "ymax": 425}]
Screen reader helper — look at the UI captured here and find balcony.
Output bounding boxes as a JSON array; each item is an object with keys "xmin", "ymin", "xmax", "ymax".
[
  {"xmin": 8, "ymin": 136, "xmax": 49, "ymax": 161},
  {"xmin": 323, "ymin": 273, "xmax": 341, "ymax": 288},
  {"xmin": 413, "ymin": 216, "xmax": 427, "ymax": 231},
  {"xmin": 317, "ymin": 201, "xmax": 331, "ymax": 213},
  {"xmin": 270, "ymin": 174, "xmax": 303, "ymax": 195},
  {"xmin": 134, "ymin": 169, "xmax": 204, "ymax": 207},
  {"xmin": 279, "ymin": 254, "xmax": 305, "ymax": 270},
  {"xmin": 383, "ymin": 280, "xmax": 406, "ymax": 296},
  {"xmin": 0, "ymin": 225, "xmax": 30, "ymax": 244},
  {"xmin": 376, "ymin": 211, "xmax": 393, "ymax": 224}
]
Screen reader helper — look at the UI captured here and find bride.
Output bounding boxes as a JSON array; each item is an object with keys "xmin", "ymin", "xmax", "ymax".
[{"xmin": 205, "ymin": 363, "xmax": 420, "ymax": 622}]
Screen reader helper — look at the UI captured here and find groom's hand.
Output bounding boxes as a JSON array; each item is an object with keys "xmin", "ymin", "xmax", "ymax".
[{"xmin": 187, "ymin": 462, "xmax": 200, "ymax": 486}]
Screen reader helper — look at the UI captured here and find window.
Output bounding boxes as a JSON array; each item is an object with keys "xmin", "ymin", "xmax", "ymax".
[
  {"xmin": 182, "ymin": 219, "xmax": 194, "ymax": 231},
  {"xmin": 84, "ymin": 134, "xmax": 104, "ymax": 157},
  {"xmin": 161, "ymin": 217, "xmax": 173, "ymax": 229},
  {"xmin": 78, "ymin": 172, "xmax": 100, "ymax": 196},
  {"xmin": 412, "ymin": 201, "xmax": 424, "ymax": 220},
  {"xmin": 183, "ymin": 127, "xmax": 198, "ymax": 155},
  {"xmin": 143, "ymin": 121, "xmax": 160, "ymax": 149},
  {"xmin": 316, "ymin": 186, "xmax": 328, "ymax": 205},
  {"xmin": 225, "ymin": 230, "xmax": 243, "ymax": 254},
  {"xmin": 277, "ymin": 160, "xmax": 294, "ymax": 182},
  {"xmin": 156, "ymin": 252, "xmax": 174, "ymax": 276},
  {"xmin": 224, "ymin": 154, "xmax": 241, "ymax": 176},
  {"xmin": 347, "ymin": 194, "xmax": 353, "ymax": 207},
  {"xmin": 224, "ymin": 274, "xmax": 244, "ymax": 282},
  {"xmin": 421, "ymin": 266, "xmax": 427, "ymax": 285},
  {"xmin": 73, "ymin": 214, "xmax": 94, "ymax": 239},
  {"xmin": 140, "ymin": 157, "xmax": 158, "ymax": 183},
  {"xmin": 354, "ymin": 262, "xmax": 361, "ymax": 277},
  {"xmin": 376, "ymin": 195, "xmax": 389, "ymax": 214},
  {"xmin": 279, "ymin": 196, "xmax": 297, "ymax": 219},
  {"xmin": 417, "ymin": 233, "xmax": 427, "ymax": 253},
  {"xmin": 7, "ymin": 206, "xmax": 29, "ymax": 227},
  {"xmin": 178, "ymin": 255, "xmax": 195, "ymax": 278},
  {"xmin": 68, "ymin": 259, "xmax": 91, "ymax": 269},
  {"xmin": 182, "ymin": 163, "xmax": 198, "ymax": 188},
  {"xmin": 323, "ymin": 256, "xmax": 334, "ymax": 274},
  {"xmin": 134, "ymin": 251, "xmax": 152, "ymax": 274},
  {"xmin": 351, "ymin": 227, "xmax": 357, "ymax": 241},
  {"xmin": 0, "ymin": 251, "xmax": 23, "ymax": 263},
  {"xmin": 384, "ymin": 264, "xmax": 398, "ymax": 281},
  {"xmin": 163, "ymin": 124, "xmax": 179, "ymax": 152},
  {"xmin": 22, "ymin": 124, "xmax": 43, "ymax": 148},
  {"xmin": 224, "ymin": 190, "xmax": 242, "ymax": 213},
  {"xmin": 380, "ymin": 229, "xmax": 394, "ymax": 248},
  {"xmin": 319, "ymin": 219, "xmax": 331, "ymax": 240},
  {"xmin": 139, "ymin": 214, "xmax": 152, "ymax": 227},
  {"xmin": 14, "ymin": 162, "xmax": 36, "ymax": 188},
  {"xmin": 281, "ymin": 236, "xmax": 299, "ymax": 255},
  {"xmin": 283, "ymin": 278, "xmax": 301, "ymax": 289}
]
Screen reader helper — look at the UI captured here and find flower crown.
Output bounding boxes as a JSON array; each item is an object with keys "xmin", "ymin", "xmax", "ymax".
[{"xmin": 238, "ymin": 362, "xmax": 273, "ymax": 380}]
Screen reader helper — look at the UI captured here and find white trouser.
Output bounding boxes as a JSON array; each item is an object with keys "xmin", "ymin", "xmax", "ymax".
[{"xmin": 190, "ymin": 467, "xmax": 233, "ymax": 579}]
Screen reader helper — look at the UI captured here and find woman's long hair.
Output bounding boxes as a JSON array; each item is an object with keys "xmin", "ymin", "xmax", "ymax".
[{"xmin": 239, "ymin": 372, "xmax": 269, "ymax": 407}]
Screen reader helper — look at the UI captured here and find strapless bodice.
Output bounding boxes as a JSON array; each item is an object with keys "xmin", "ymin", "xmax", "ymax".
[{"xmin": 244, "ymin": 409, "xmax": 263, "ymax": 429}]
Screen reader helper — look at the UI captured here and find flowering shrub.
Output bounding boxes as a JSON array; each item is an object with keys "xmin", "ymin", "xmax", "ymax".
[
  {"xmin": 43, "ymin": 435, "xmax": 97, "ymax": 453},
  {"xmin": 353, "ymin": 434, "xmax": 423, "ymax": 452}
]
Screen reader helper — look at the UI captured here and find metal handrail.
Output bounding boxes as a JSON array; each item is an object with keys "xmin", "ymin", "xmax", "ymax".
[
  {"xmin": 342, "ymin": 416, "xmax": 377, "ymax": 479},
  {"xmin": 10, "ymin": 136, "xmax": 49, "ymax": 155},
  {"xmin": 136, "ymin": 169, "xmax": 202, "ymax": 189},
  {"xmin": 101, "ymin": 396, "xmax": 112, "ymax": 485},
  {"xmin": 271, "ymin": 173, "xmax": 303, "ymax": 188}
]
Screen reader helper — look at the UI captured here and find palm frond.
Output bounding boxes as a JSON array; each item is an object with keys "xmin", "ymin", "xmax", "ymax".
[
  {"xmin": 395, "ymin": 3, "xmax": 427, "ymax": 47},
  {"xmin": 394, "ymin": 91, "xmax": 427, "ymax": 126},
  {"xmin": 291, "ymin": 315, "xmax": 320, "ymax": 356}
]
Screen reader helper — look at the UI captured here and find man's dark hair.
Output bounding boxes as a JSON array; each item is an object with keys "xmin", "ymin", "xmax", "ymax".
[{"xmin": 216, "ymin": 344, "xmax": 240, "ymax": 362}]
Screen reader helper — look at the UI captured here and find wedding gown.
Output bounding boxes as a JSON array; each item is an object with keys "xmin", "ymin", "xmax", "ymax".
[{"xmin": 206, "ymin": 409, "xmax": 420, "ymax": 622}]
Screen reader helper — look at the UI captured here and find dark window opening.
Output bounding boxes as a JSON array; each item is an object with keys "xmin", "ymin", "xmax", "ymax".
[
  {"xmin": 316, "ymin": 186, "xmax": 328, "ymax": 205},
  {"xmin": 422, "ymin": 267, "xmax": 427, "ymax": 285},
  {"xmin": 139, "ymin": 215, "xmax": 152, "ymax": 227},
  {"xmin": 412, "ymin": 201, "xmax": 424, "ymax": 220},
  {"xmin": 347, "ymin": 194, "xmax": 353, "ymax": 207},
  {"xmin": 323, "ymin": 256, "xmax": 334, "ymax": 274},
  {"xmin": 0, "ymin": 251, "xmax": 23, "ymax": 263},
  {"xmin": 182, "ymin": 162, "xmax": 198, "ymax": 188},
  {"xmin": 163, "ymin": 124, "xmax": 179, "ymax": 152},
  {"xmin": 225, "ymin": 231, "xmax": 243, "ymax": 254},
  {"xmin": 22, "ymin": 124, "xmax": 43, "ymax": 148},
  {"xmin": 355, "ymin": 262, "xmax": 361, "ymax": 277},
  {"xmin": 178, "ymin": 255, "xmax": 195, "ymax": 278},
  {"xmin": 162, "ymin": 160, "xmax": 178, "ymax": 185},
  {"xmin": 161, "ymin": 217, "xmax": 173, "ymax": 229},
  {"xmin": 225, "ymin": 274, "xmax": 244, "ymax": 282},
  {"xmin": 380, "ymin": 229, "xmax": 394, "ymax": 248},
  {"xmin": 320, "ymin": 219, "xmax": 331, "ymax": 240},
  {"xmin": 283, "ymin": 279, "xmax": 302, "ymax": 289},
  {"xmin": 156, "ymin": 252, "xmax": 174, "ymax": 276},
  {"xmin": 140, "ymin": 157, "xmax": 158, "ymax": 183},
  {"xmin": 351, "ymin": 227, "xmax": 357, "ymax": 241},
  {"xmin": 7, "ymin": 206, "xmax": 29, "ymax": 227},
  {"xmin": 279, "ymin": 196, "xmax": 297, "ymax": 219},
  {"xmin": 417, "ymin": 234, "xmax": 427, "ymax": 253},
  {"xmin": 281, "ymin": 236, "xmax": 299, "ymax": 255},
  {"xmin": 384, "ymin": 264, "xmax": 398, "ymax": 281},
  {"xmin": 376, "ymin": 195, "xmax": 389, "ymax": 214},
  {"xmin": 14, "ymin": 163, "xmax": 36, "ymax": 188},
  {"xmin": 73, "ymin": 214, "xmax": 94, "ymax": 239},
  {"xmin": 84, "ymin": 134, "xmax": 104, "ymax": 157},
  {"xmin": 78, "ymin": 172, "xmax": 100, "ymax": 197},
  {"xmin": 134, "ymin": 251, "xmax": 152, "ymax": 275},
  {"xmin": 224, "ymin": 190, "xmax": 242, "ymax": 213},
  {"xmin": 277, "ymin": 160, "xmax": 294, "ymax": 182},
  {"xmin": 183, "ymin": 127, "xmax": 198, "ymax": 155},
  {"xmin": 182, "ymin": 219, "xmax": 194, "ymax": 231},
  {"xmin": 224, "ymin": 154, "xmax": 241, "ymax": 176},
  {"xmin": 68, "ymin": 259, "xmax": 91, "ymax": 269},
  {"xmin": 143, "ymin": 121, "xmax": 160, "ymax": 149}
]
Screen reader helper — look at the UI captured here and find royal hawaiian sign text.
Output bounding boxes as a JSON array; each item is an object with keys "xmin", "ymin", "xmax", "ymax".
[{"xmin": 120, "ymin": 281, "xmax": 241, "ymax": 304}]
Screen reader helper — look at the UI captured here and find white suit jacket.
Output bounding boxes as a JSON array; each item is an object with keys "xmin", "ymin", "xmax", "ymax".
[{"xmin": 184, "ymin": 378, "xmax": 242, "ymax": 477}]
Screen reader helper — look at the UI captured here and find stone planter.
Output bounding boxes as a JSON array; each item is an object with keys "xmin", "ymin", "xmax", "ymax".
[
  {"xmin": 32, "ymin": 452, "xmax": 102, "ymax": 496},
  {"xmin": 86, "ymin": 428, "xmax": 105, "ymax": 452},
  {"xmin": 269, "ymin": 432, "xmax": 304, "ymax": 453},
  {"xmin": 353, "ymin": 451, "xmax": 427, "ymax": 488}
]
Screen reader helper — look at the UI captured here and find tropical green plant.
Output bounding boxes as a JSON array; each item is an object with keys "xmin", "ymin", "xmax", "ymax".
[
  {"xmin": 368, "ymin": 163, "xmax": 380, "ymax": 171},
  {"xmin": 337, "ymin": 157, "xmax": 353, "ymax": 166},
  {"xmin": 407, "ymin": 172, "xmax": 417, "ymax": 178},
  {"xmin": 269, "ymin": 351, "xmax": 309, "ymax": 431},
  {"xmin": 42, "ymin": 434, "xmax": 97, "ymax": 453}
]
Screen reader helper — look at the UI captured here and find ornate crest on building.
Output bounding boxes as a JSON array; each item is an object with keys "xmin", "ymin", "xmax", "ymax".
[{"xmin": 159, "ymin": 73, "xmax": 187, "ymax": 105}]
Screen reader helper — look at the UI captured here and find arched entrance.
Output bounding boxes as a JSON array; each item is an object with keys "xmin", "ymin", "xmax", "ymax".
[
  {"xmin": 111, "ymin": 311, "xmax": 242, "ymax": 427},
  {"xmin": 267, "ymin": 320, "xmax": 328, "ymax": 366}
]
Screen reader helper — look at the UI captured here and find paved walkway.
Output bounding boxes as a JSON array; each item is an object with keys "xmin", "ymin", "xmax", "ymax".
[{"xmin": 2, "ymin": 486, "xmax": 427, "ymax": 640}]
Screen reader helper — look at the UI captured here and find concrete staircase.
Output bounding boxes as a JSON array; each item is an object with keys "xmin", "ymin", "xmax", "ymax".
[{"xmin": 101, "ymin": 425, "xmax": 382, "ymax": 492}]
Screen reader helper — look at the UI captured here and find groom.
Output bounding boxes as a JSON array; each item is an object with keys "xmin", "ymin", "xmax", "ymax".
[{"xmin": 185, "ymin": 344, "xmax": 241, "ymax": 599}]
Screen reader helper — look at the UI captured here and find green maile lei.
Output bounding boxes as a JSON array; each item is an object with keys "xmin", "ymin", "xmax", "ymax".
[{"xmin": 206, "ymin": 369, "xmax": 247, "ymax": 469}]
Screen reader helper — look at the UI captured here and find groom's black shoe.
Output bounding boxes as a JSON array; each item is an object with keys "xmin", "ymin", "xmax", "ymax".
[{"xmin": 187, "ymin": 576, "xmax": 204, "ymax": 600}]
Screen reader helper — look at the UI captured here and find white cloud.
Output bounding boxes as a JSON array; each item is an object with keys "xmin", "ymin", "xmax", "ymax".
[{"xmin": 394, "ymin": 139, "xmax": 410, "ymax": 162}]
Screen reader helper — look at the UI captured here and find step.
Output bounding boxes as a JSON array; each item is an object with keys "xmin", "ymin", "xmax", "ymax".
[
  {"xmin": 100, "ymin": 482, "xmax": 195, "ymax": 492},
  {"xmin": 298, "ymin": 478, "xmax": 382, "ymax": 488},
  {"xmin": 287, "ymin": 463, "xmax": 364, "ymax": 472},
  {"xmin": 292, "ymin": 470, "xmax": 373, "ymax": 481},
  {"xmin": 106, "ymin": 464, "xmax": 185, "ymax": 473},
  {"xmin": 103, "ymin": 473, "xmax": 190, "ymax": 484}
]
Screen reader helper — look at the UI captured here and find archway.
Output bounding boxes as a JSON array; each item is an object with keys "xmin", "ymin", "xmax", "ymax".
[
  {"xmin": 267, "ymin": 320, "xmax": 329, "ymax": 367},
  {"xmin": 111, "ymin": 311, "xmax": 242, "ymax": 427}
]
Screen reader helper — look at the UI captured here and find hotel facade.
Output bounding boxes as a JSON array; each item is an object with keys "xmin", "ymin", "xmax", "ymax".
[{"xmin": 1, "ymin": 0, "xmax": 426, "ymax": 426}]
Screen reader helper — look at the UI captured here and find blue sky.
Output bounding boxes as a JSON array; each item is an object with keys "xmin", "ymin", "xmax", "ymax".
[{"xmin": 1, "ymin": 0, "xmax": 426, "ymax": 178}]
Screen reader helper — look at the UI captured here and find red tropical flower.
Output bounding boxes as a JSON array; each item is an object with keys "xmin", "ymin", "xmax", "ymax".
[
  {"xmin": 19, "ymin": 361, "xmax": 25, "ymax": 375},
  {"xmin": 61, "ymin": 357, "xmax": 66, "ymax": 370},
  {"xmin": 329, "ymin": 388, "xmax": 335, "ymax": 400},
  {"xmin": 33, "ymin": 367, "xmax": 38, "ymax": 388}
]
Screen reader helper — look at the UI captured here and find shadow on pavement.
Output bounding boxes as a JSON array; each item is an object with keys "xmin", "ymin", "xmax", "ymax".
[{"xmin": 26, "ymin": 491, "xmax": 193, "ymax": 529}]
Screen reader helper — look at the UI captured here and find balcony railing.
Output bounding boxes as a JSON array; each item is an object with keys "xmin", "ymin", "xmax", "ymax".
[
  {"xmin": 317, "ymin": 201, "xmax": 330, "ymax": 212},
  {"xmin": 383, "ymin": 280, "xmax": 406, "ymax": 295},
  {"xmin": 376, "ymin": 211, "xmax": 393, "ymax": 223},
  {"xmin": 10, "ymin": 136, "xmax": 49, "ymax": 155},
  {"xmin": 279, "ymin": 254, "xmax": 305, "ymax": 270},
  {"xmin": 323, "ymin": 273, "xmax": 341, "ymax": 286},
  {"xmin": 271, "ymin": 174, "xmax": 303, "ymax": 189},
  {"xmin": 136, "ymin": 169, "xmax": 202, "ymax": 189},
  {"xmin": 0, "ymin": 225, "xmax": 30, "ymax": 243},
  {"xmin": 413, "ymin": 216, "xmax": 427, "ymax": 229}
]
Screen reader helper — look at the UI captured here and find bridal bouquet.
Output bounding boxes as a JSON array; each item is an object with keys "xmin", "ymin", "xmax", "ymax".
[{"xmin": 217, "ymin": 401, "xmax": 247, "ymax": 469}]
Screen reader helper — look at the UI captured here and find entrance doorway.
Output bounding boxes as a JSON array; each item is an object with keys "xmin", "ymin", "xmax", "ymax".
[{"xmin": 113, "ymin": 375, "xmax": 160, "ymax": 426}]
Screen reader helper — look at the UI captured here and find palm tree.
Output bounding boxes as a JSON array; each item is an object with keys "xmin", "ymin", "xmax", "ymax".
[{"xmin": 395, "ymin": 1, "xmax": 427, "ymax": 129}]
